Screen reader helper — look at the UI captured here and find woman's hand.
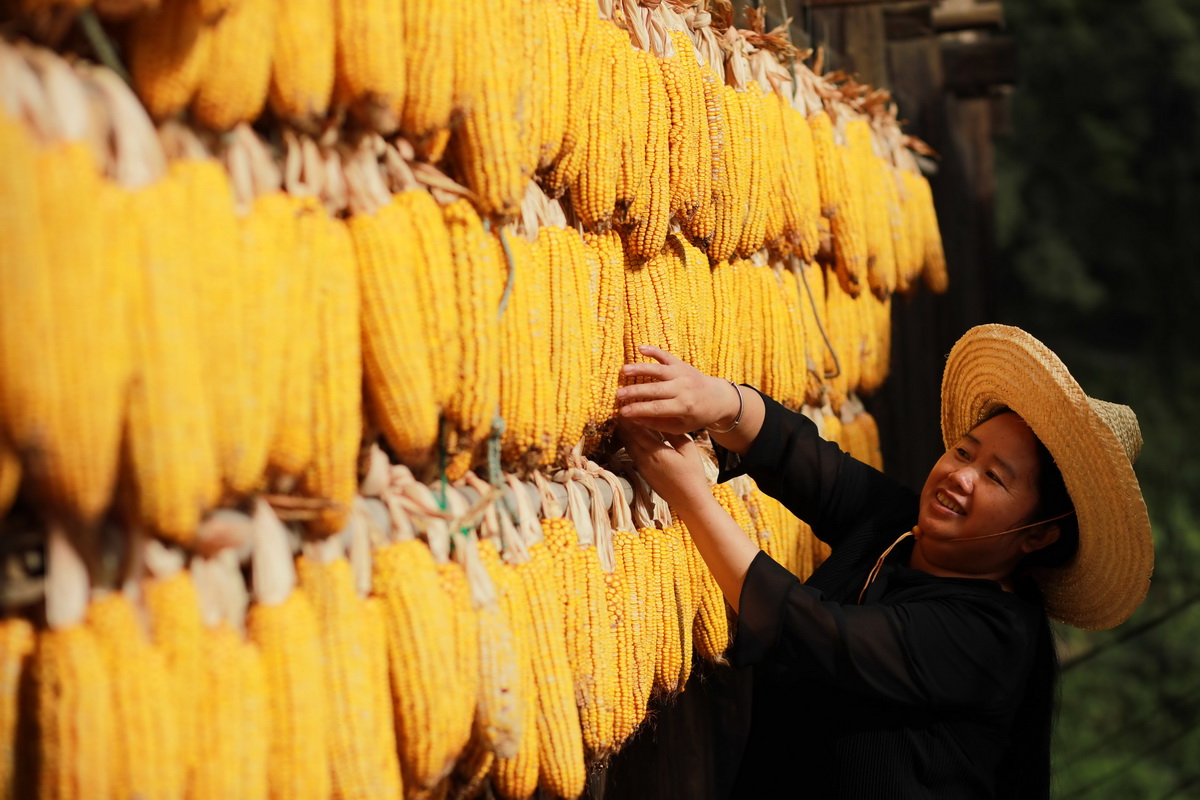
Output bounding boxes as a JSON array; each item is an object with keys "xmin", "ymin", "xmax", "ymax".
[
  {"xmin": 617, "ymin": 418, "xmax": 711, "ymax": 512},
  {"xmin": 616, "ymin": 346, "xmax": 741, "ymax": 435}
]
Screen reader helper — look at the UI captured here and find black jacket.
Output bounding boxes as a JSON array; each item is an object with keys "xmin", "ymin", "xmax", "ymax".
[{"xmin": 719, "ymin": 391, "xmax": 1049, "ymax": 799}]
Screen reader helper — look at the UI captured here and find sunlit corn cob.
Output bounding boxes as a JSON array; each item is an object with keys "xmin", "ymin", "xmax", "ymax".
[
  {"xmin": 739, "ymin": 261, "xmax": 770, "ymax": 392},
  {"xmin": 660, "ymin": 33, "xmax": 704, "ymax": 221},
  {"xmin": 32, "ymin": 625, "xmax": 114, "ymax": 799},
  {"xmin": 442, "ymin": 199, "xmax": 506, "ymax": 477},
  {"xmin": 708, "ymin": 84, "xmax": 747, "ymax": 263},
  {"xmin": 373, "ymin": 539, "xmax": 468, "ymax": 792},
  {"xmin": 269, "ymin": 0, "xmax": 334, "ymax": 129},
  {"xmin": 449, "ymin": 0, "xmax": 528, "ymax": 220},
  {"xmin": 267, "ymin": 197, "xmax": 321, "ymax": 480},
  {"xmin": 543, "ymin": 517, "xmax": 616, "ymax": 759},
  {"xmin": 175, "ymin": 159, "xmax": 253, "ymax": 498},
  {"xmin": 759, "ymin": 264, "xmax": 800, "ymax": 411},
  {"xmin": 835, "ymin": 143, "xmax": 870, "ymax": 299},
  {"xmin": 786, "ymin": 105, "xmax": 823, "ymax": 262},
  {"xmin": 616, "ymin": 40, "xmax": 649, "ymax": 225},
  {"xmin": 844, "ymin": 120, "xmax": 889, "ymax": 297},
  {"xmin": 733, "ymin": 84, "xmax": 768, "ymax": 257},
  {"xmin": 125, "ymin": 171, "xmax": 220, "ymax": 544},
  {"xmin": 796, "ymin": 260, "xmax": 830, "ymax": 404},
  {"xmin": 582, "ymin": 230, "xmax": 627, "ymax": 444},
  {"xmin": 626, "ymin": 48, "xmax": 671, "ymax": 262},
  {"xmin": 913, "ymin": 171, "xmax": 949, "ymax": 293},
  {"xmin": 778, "ymin": 266, "xmax": 811, "ymax": 410},
  {"xmin": 0, "ymin": 617, "xmax": 33, "ymax": 797},
  {"xmin": 245, "ymin": 589, "xmax": 330, "ymax": 800},
  {"xmin": 191, "ymin": 623, "xmax": 269, "ymax": 800},
  {"xmin": 822, "ymin": 402, "xmax": 844, "ymax": 448},
  {"xmin": 668, "ymin": 233, "xmax": 716, "ymax": 376},
  {"xmin": 623, "ymin": 243, "xmax": 683, "ymax": 374},
  {"xmin": 85, "ymin": 592, "xmax": 183, "ymax": 799},
  {"xmin": 350, "ymin": 200, "xmax": 439, "ymax": 469},
  {"xmin": 676, "ymin": 518, "xmax": 728, "ymax": 664},
  {"xmin": 664, "ymin": 522, "xmax": 695, "ymax": 691},
  {"xmin": 143, "ymin": 570, "xmax": 203, "ymax": 789},
  {"xmin": 681, "ymin": 69, "xmax": 724, "ymax": 250},
  {"xmin": 571, "ymin": 24, "xmax": 621, "ymax": 230},
  {"xmin": 884, "ymin": 164, "xmax": 916, "ymax": 294},
  {"xmin": 332, "ymin": 0, "xmax": 403, "ymax": 132},
  {"xmin": 303, "ymin": 215, "xmax": 361, "ymax": 536},
  {"xmin": 539, "ymin": 227, "xmax": 594, "ymax": 465},
  {"xmin": 809, "ymin": 110, "xmax": 864, "ymax": 295},
  {"xmin": 437, "ymin": 558, "xmax": 482, "ymax": 783},
  {"xmin": 13, "ymin": 142, "xmax": 127, "ymax": 528},
  {"xmin": 514, "ymin": 542, "xmax": 585, "ymax": 799},
  {"xmin": 498, "ymin": 231, "xmax": 553, "ymax": 470},
  {"xmin": 191, "ymin": 0, "xmax": 274, "ymax": 129},
  {"xmin": 825, "ymin": 267, "xmax": 859, "ymax": 407},
  {"xmin": 602, "ymin": 561, "xmax": 639, "ymax": 748},
  {"xmin": 534, "ymin": 1, "xmax": 571, "ymax": 170},
  {"xmin": 612, "ymin": 529, "xmax": 652, "ymax": 722},
  {"xmin": 129, "ymin": 0, "xmax": 211, "ymax": 119},
  {"xmin": 398, "ymin": 0, "xmax": 462, "ymax": 158},
  {"xmin": 541, "ymin": 2, "xmax": 598, "ymax": 197},
  {"xmin": 709, "ymin": 258, "xmax": 745, "ymax": 386},
  {"xmin": 296, "ymin": 556, "xmax": 403, "ymax": 798},
  {"xmin": 759, "ymin": 88, "xmax": 788, "ymax": 253},
  {"xmin": 479, "ymin": 542, "xmax": 539, "ymax": 799}
]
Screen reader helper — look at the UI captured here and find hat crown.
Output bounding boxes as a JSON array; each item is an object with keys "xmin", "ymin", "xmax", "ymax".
[{"xmin": 1089, "ymin": 398, "xmax": 1142, "ymax": 464}]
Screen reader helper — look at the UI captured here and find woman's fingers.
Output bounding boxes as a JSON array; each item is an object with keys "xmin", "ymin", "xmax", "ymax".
[
  {"xmin": 636, "ymin": 344, "xmax": 680, "ymax": 365},
  {"xmin": 620, "ymin": 360, "xmax": 673, "ymax": 382}
]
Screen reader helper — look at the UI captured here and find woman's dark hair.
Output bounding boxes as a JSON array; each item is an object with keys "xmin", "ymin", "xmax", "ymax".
[{"xmin": 1021, "ymin": 433, "xmax": 1080, "ymax": 570}]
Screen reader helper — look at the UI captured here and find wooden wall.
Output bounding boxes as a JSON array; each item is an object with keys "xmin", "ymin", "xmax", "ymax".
[{"xmin": 588, "ymin": 3, "xmax": 1016, "ymax": 798}]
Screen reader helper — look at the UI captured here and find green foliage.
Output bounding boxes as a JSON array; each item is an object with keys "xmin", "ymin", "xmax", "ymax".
[{"xmin": 997, "ymin": 0, "xmax": 1200, "ymax": 796}]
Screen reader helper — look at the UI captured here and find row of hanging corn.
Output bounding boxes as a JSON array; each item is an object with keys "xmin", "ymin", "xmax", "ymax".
[{"xmin": 1, "ymin": 0, "xmax": 934, "ymax": 796}]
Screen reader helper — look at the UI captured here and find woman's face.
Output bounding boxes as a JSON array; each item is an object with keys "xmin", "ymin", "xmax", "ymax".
[{"xmin": 912, "ymin": 412, "xmax": 1045, "ymax": 578}]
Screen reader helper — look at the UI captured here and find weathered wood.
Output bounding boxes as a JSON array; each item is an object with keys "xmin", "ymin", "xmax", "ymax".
[
  {"xmin": 942, "ymin": 36, "xmax": 1017, "ymax": 94},
  {"xmin": 884, "ymin": 2, "xmax": 934, "ymax": 40},
  {"xmin": 933, "ymin": 1, "xmax": 1005, "ymax": 33},
  {"xmin": 842, "ymin": 4, "xmax": 890, "ymax": 85}
]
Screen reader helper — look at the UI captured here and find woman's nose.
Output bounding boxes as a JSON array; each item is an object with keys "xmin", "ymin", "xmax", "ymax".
[{"xmin": 949, "ymin": 466, "xmax": 975, "ymax": 492}]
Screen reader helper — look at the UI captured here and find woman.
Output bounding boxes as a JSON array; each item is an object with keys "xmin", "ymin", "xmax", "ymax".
[{"xmin": 617, "ymin": 324, "xmax": 1153, "ymax": 799}]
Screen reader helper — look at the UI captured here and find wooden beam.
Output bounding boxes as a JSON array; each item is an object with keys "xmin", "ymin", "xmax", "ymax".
[
  {"xmin": 932, "ymin": 2, "xmax": 1005, "ymax": 33},
  {"xmin": 941, "ymin": 36, "xmax": 1017, "ymax": 93}
]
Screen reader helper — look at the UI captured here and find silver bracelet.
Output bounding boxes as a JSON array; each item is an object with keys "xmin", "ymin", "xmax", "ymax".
[{"xmin": 706, "ymin": 381, "xmax": 744, "ymax": 434}]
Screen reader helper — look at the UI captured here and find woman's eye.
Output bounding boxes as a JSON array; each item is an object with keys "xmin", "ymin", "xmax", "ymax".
[
  {"xmin": 987, "ymin": 471, "xmax": 1004, "ymax": 486},
  {"xmin": 955, "ymin": 447, "xmax": 969, "ymax": 460}
]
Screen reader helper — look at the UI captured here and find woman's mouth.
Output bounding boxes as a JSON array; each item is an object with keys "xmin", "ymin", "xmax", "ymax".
[{"xmin": 935, "ymin": 490, "xmax": 966, "ymax": 515}]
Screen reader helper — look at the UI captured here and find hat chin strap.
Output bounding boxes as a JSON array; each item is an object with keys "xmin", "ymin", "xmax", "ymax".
[{"xmin": 929, "ymin": 510, "xmax": 1076, "ymax": 543}]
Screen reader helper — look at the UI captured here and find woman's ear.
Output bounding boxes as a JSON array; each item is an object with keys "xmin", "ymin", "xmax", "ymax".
[{"xmin": 1021, "ymin": 523, "xmax": 1061, "ymax": 554}]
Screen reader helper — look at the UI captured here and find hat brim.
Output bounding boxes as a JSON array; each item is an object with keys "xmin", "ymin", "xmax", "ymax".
[{"xmin": 941, "ymin": 325, "xmax": 1153, "ymax": 630}]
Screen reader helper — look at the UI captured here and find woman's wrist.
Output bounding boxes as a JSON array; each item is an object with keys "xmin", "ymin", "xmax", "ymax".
[{"xmin": 706, "ymin": 377, "xmax": 744, "ymax": 433}]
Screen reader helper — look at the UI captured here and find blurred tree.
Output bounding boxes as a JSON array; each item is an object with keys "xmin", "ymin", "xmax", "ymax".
[{"xmin": 997, "ymin": 0, "xmax": 1200, "ymax": 796}]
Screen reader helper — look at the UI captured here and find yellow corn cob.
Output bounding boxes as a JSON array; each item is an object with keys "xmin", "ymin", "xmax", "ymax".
[
  {"xmin": 498, "ymin": 231, "xmax": 553, "ymax": 470},
  {"xmin": 677, "ymin": 517, "xmax": 728, "ymax": 664},
  {"xmin": 796, "ymin": 260, "xmax": 830, "ymax": 405},
  {"xmin": 868, "ymin": 156, "xmax": 899, "ymax": 297},
  {"xmin": 191, "ymin": 623, "xmax": 269, "ymax": 800},
  {"xmin": 535, "ymin": 1, "xmax": 571, "ymax": 171},
  {"xmin": 822, "ymin": 404, "xmax": 844, "ymax": 448},
  {"xmin": 449, "ymin": 731, "xmax": 492, "ymax": 800},
  {"xmin": 303, "ymin": 215, "xmax": 361, "ymax": 536},
  {"xmin": 191, "ymin": 0, "xmax": 274, "ymax": 129},
  {"xmin": 32, "ymin": 625, "xmax": 115, "ymax": 799},
  {"xmin": 0, "ymin": 115, "xmax": 50, "ymax": 484},
  {"xmin": 572, "ymin": 24, "xmax": 620, "ymax": 230},
  {"xmin": 442, "ymin": 200, "xmax": 506, "ymax": 477},
  {"xmin": 539, "ymin": 227, "xmax": 595, "ymax": 465},
  {"xmin": 541, "ymin": 2, "xmax": 599, "ymax": 197},
  {"xmin": 514, "ymin": 541, "xmax": 585, "ymax": 799},
  {"xmin": 517, "ymin": 0, "xmax": 551, "ymax": 180},
  {"xmin": 267, "ymin": 197, "xmax": 321, "ymax": 480},
  {"xmin": 245, "ymin": 589, "xmax": 331, "ymax": 800},
  {"xmin": 142, "ymin": 570, "xmax": 203, "ymax": 790},
  {"xmin": 333, "ymin": 0, "xmax": 403, "ymax": 132},
  {"xmin": 759, "ymin": 265, "xmax": 797, "ymax": 412},
  {"xmin": 13, "ymin": 143, "xmax": 127, "ymax": 528},
  {"xmin": 668, "ymin": 233, "xmax": 714, "ymax": 377},
  {"xmin": 709, "ymin": 259, "xmax": 746, "ymax": 385},
  {"xmin": 844, "ymin": 120, "xmax": 891, "ymax": 296},
  {"xmin": 861, "ymin": 407, "xmax": 884, "ymax": 470},
  {"xmin": 126, "ymin": 171, "xmax": 220, "ymax": 545},
  {"xmin": 612, "ymin": 529, "xmax": 652, "ymax": 722},
  {"xmin": 760, "ymin": 88, "xmax": 788, "ymax": 253},
  {"xmin": 660, "ymin": 34, "xmax": 704, "ymax": 221},
  {"xmin": 350, "ymin": 200, "xmax": 439, "ymax": 469},
  {"xmin": 174, "ymin": 159, "xmax": 253, "ymax": 498},
  {"xmin": 713, "ymin": 481, "xmax": 757, "ymax": 543},
  {"xmin": 603, "ymin": 562, "xmax": 640, "ymax": 748},
  {"xmin": 582, "ymin": 230, "xmax": 627, "ymax": 445},
  {"xmin": 0, "ymin": 617, "xmax": 33, "ymax": 797},
  {"xmin": 681, "ymin": 68, "xmax": 723, "ymax": 250},
  {"xmin": 437, "ymin": 558, "xmax": 482, "ymax": 787},
  {"xmin": 824, "ymin": 267, "xmax": 859, "ymax": 408},
  {"xmin": 623, "ymin": 243, "xmax": 683, "ymax": 372},
  {"xmin": 268, "ymin": 0, "xmax": 335, "ymax": 129},
  {"xmin": 543, "ymin": 517, "xmax": 616, "ymax": 759},
  {"xmin": 626, "ymin": 48, "xmax": 671, "ymax": 262},
  {"xmin": 373, "ymin": 540, "xmax": 468, "ymax": 793},
  {"xmin": 835, "ymin": 141, "xmax": 871, "ymax": 298},
  {"xmin": 396, "ymin": 190, "xmax": 460, "ymax": 412},
  {"xmin": 477, "ymin": 543, "xmax": 536, "ymax": 795},
  {"xmin": 197, "ymin": 0, "xmax": 239, "ymax": 20},
  {"xmin": 616, "ymin": 39, "xmax": 648, "ymax": 224},
  {"xmin": 664, "ymin": 522, "xmax": 695, "ymax": 691},
  {"xmin": 448, "ymin": 0, "xmax": 528, "ymax": 221},
  {"xmin": 786, "ymin": 105, "xmax": 823, "ymax": 261},
  {"xmin": 708, "ymin": 84, "xmax": 747, "ymax": 263},
  {"xmin": 738, "ymin": 261, "xmax": 769, "ymax": 392},
  {"xmin": 884, "ymin": 163, "xmax": 915, "ymax": 294},
  {"xmin": 777, "ymin": 266, "xmax": 810, "ymax": 411},
  {"xmin": 398, "ymin": 0, "xmax": 463, "ymax": 158},
  {"xmin": 296, "ymin": 556, "xmax": 403, "ymax": 798},
  {"xmin": 809, "ymin": 110, "xmax": 864, "ymax": 295},
  {"xmin": 914, "ymin": 171, "xmax": 949, "ymax": 293},
  {"xmin": 129, "ymin": 0, "xmax": 211, "ymax": 120},
  {"xmin": 85, "ymin": 593, "xmax": 183, "ymax": 800},
  {"xmin": 734, "ymin": 84, "xmax": 768, "ymax": 257},
  {"xmin": 0, "ymin": 439, "xmax": 17, "ymax": 519}
]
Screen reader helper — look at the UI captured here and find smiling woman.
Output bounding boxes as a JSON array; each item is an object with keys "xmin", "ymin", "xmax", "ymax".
[{"xmin": 617, "ymin": 324, "xmax": 1152, "ymax": 800}]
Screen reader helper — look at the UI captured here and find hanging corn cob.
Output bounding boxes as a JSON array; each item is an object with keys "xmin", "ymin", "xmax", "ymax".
[
  {"xmin": 398, "ymin": 0, "xmax": 463, "ymax": 160},
  {"xmin": 0, "ymin": 616, "xmax": 33, "ymax": 798},
  {"xmin": 332, "ymin": 0, "xmax": 403, "ymax": 132},
  {"xmin": 191, "ymin": 0, "xmax": 274, "ymax": 130},
  {"xmin": 708, "ymin": 84, "xmax": 748, "ymax": 264},
  {"xmin": 268, "ymin": 0, "xmax": 335, "ymax": 130},
  {"xmin": 571, "ymin": 23, "xmax": 622, "ymax": 230},
  {"xmin": 809, "ymin": 109, "xmax": 864, "ymax": 296},
  {"xmin": 128, "ymin": 0, "xmax": 210, "ymax": 120},
  {"xmin": 542, "ymin": 0, "xmax": 599, "ymax": 198},
  {"xmin": 583, "ymin": 229, "xmax": 628, "ymax": 446}
]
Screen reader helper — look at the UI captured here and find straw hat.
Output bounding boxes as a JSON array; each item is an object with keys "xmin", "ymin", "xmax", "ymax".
[{"xmin": 940, "ymin": 324, "xmax": 1153, "ymax": 630}]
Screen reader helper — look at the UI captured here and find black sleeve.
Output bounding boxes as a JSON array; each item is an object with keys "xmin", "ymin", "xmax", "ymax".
[
  {"xmin": 733, "ymin": 552, "xmax": 1036, "ymax": 711},
  {"xmin": 715, "ymin": 389, "xmax": 916, "ymax": 549}
]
